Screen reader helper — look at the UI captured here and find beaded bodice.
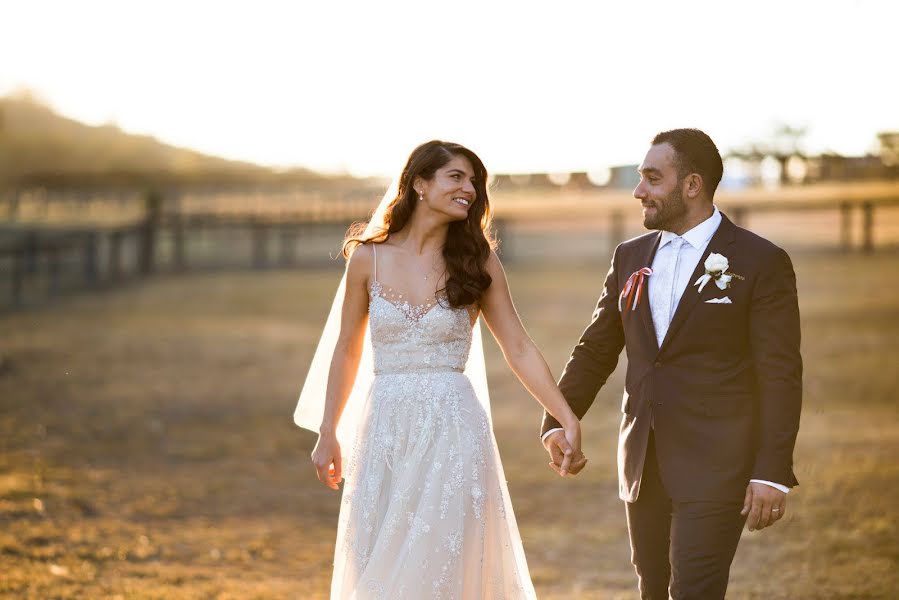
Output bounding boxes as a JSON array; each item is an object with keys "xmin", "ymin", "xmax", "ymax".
[{"xmin": 368, "ymin": 281, "xmax": 475, "ymax": 375}]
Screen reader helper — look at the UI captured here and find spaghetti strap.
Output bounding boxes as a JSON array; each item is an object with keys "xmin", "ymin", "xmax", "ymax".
[{"xmin": 372, "ymin": 243, "xmax": 378, "ymax": 282}]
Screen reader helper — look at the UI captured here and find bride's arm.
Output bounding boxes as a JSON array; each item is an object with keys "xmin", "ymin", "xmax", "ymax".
[
  {"xmin": 312, "ymin": 244, "xmax": 372, "ymax": 489},
  {"xmin": 479, "ymin": 251, "xmax": 583, "ymax": 476}
]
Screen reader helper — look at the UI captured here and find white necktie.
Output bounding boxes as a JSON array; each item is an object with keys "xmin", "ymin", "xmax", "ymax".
[{"xmin": 652, "ymin": 236, "xmax": 685, "ymax": 346}]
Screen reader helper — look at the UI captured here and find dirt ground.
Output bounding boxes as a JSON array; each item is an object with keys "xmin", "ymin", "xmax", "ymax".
[{"xmin": 1, "ymin": 250, "xmax": 898, "ymax": 599}]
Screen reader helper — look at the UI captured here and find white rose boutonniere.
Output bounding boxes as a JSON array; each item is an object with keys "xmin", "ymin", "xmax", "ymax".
[
  {"xmin": 694, "ymin": 253, "xmax": 744, "ymax": 293},
  {"xmin": 705, "ymin": 253, "xmax": 729, "ymax": 273}
]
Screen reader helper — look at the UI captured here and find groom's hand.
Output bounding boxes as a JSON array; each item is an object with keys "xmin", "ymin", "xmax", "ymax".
[
  {"xmin": 741, "ymin": 482, "xmax": 787, "ymax": 531},
  {"xmin": 543, "ymin": 430, "xmax": 588, "ymax": 476}
]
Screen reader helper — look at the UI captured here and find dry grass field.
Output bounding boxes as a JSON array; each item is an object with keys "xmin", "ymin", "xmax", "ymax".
[{"xmin": 1, "ymin": 246, "xmax": 898, "ymax": 598}]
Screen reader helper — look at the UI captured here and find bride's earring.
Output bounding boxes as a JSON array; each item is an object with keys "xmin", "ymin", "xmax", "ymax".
[{"xmin": 418, "ymin": 189, "xmax": 424, "ymax": 202}]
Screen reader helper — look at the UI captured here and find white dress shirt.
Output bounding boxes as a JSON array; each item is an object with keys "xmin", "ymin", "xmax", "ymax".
[
  {"xmin": 649, "ymin": 209, "xmax": 722, "ymax": 347},
  {"xmin": 545, "ymin": 207, "xmax": 790, "ymax": 494}
]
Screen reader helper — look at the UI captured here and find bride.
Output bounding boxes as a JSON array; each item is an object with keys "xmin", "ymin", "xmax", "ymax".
[{"xmin": 295, "ymin": 140, "xmax": 585, "ymax": 598}]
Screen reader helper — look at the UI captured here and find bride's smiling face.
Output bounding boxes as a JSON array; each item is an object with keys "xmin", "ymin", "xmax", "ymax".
[{"xmin": 415, "ymin": 155, "xmax": 477, "ymax": 222}]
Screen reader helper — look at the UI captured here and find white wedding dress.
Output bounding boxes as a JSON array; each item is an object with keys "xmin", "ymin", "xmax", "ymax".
[{"xmin": 331, "ymin": 253, "xmax": 536, "ymax": 599}]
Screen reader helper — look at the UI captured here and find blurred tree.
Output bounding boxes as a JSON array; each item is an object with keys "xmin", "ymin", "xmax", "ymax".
[
  {"xmin": 877, "ymin": 132, "xmax": 899, "ymax": 177},
  {"xmin": 0, "ymin": 93, "xmax": 366, "ymax": 191},
  {"xmin": 763, "ymin": 124, "xmax": 808, "ymax": 185},
  {"xmin": 728, "ymin": 123, "xmax": 809, "ymax": 185}
]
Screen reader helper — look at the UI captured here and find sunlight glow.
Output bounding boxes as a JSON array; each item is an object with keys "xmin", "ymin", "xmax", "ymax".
[{"xmin": 2, "ymin": 0, "xmax": 896, "ymax": 177}]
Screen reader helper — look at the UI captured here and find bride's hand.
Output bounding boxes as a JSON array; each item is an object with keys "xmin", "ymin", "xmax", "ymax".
[
  {"xmin": 546, "ymin": 421, "xmax": 587, "ymax": 477},
  {"xmin": 312, "ymin": 431, "xmax": 343, "ymax": 490}
]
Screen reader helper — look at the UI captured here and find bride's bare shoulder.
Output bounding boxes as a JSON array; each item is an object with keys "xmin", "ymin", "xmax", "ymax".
[
  {"xmin": 485, "ymin": 249, "xmax": 506, "ymax": 276},
  {"xmin": 346, "ymin": 242, "xmax": 376, "ymax": 282}
]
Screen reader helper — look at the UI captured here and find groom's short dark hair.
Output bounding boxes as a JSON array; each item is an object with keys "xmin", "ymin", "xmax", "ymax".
[{"xmin": 652, "ymin": 128, "xmax": 724, "ymax": 198}]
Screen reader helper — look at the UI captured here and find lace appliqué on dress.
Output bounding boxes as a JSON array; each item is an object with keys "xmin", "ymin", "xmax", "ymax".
[
  {"xmin": 329, "ymin": 278, "xmax": 536, "ymax": 599},
  {"xmin": 370, "ymin": 280, "xmax": 440, "ymax": 324}
]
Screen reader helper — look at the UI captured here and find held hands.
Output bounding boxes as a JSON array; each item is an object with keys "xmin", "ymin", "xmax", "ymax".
[
  {"xmin": 544, "ymin": 427, "xmax": 587, "ymax": 477},
  {"xmin": 741, "ymin": 481, "xmax": 787, "ymax": 531},
  {"xmin": 312, "ymin": 431, "xmax": 343, "ymax": 490}
]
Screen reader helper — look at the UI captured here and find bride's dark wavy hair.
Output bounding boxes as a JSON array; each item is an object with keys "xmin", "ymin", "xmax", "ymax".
[{"xmin": 342, "ymin": 140, "xmax": 496, "ymax": 308}]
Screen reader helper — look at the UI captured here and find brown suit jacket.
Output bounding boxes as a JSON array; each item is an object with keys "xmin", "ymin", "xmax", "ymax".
[{"xmin": 542, "ymin": 214, "xmax": 802, "ymax": 503}]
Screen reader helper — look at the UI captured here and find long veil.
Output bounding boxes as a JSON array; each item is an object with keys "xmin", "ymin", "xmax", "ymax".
[{"xmin": 293, "ymin": 180, "xmax": 493, "ymax": 464}]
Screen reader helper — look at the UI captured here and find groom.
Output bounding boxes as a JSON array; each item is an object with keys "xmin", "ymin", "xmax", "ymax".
[{"xmin": 541, "ymin": 129, "xmax": 802, "ymax": 599}]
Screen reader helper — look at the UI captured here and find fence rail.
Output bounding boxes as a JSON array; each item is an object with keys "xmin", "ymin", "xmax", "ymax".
[{"xmin": 2, "ymin": 187, "xmax": 898, "ymax": 311}]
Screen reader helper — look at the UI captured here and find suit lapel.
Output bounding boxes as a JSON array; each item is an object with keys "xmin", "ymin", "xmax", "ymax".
[
  {"xmin": 637, "ymin": 231, "xmax": 662, "ymax": 349},
  {"xmin": 658, "ymin": 213, "xmax": 737, "ymax": 355},
  {"xmin": 628, "ymin": 232, "xmax": 662, "ymax": 351}
]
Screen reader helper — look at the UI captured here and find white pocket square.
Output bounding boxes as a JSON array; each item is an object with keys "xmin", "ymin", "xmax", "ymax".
[{"xmin": 705, "ymin": 296, "xmax": 732, "ymax": 304}]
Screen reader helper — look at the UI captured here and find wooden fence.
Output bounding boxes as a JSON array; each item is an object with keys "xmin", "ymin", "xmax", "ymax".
[
  {"xmin": 1, "ymin": 188, "xmax": 898, "ymax": 311},
  {"xmin": 0, "ymin": 201, "xmax": 356, "ymax": 310}
]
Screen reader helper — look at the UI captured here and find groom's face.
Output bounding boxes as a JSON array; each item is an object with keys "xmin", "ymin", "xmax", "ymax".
[{"xmin": 634, "ymin": 143, "xmax": 687, "ymax": 231}]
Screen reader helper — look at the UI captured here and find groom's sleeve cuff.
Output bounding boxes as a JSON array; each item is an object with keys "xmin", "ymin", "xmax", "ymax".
[
  {"xmin": 539, "ymin": 442, "xmax": 793, "ymax": 492},
  {"xmin": 750, "ymin": 479, "xmax": 791, "ymax": 494},
  {"xmin": 542, "ymin": 427, "xmax": 564, "ymax": 442}
]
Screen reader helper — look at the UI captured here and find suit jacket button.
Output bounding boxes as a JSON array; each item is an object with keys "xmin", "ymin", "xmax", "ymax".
[{"xmin": 654, "ymin": 361, "xmax": 662, "ymax": 368}]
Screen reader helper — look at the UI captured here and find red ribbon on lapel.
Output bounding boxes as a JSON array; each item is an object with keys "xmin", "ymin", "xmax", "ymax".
[{"xmin": 619, "ymin": 267, "xmax": 653, "ymax": 312}]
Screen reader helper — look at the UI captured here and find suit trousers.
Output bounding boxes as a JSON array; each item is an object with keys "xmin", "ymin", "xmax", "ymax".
[{"xmin": 625, "ymin": 432, "xmax": 747, "ymax": 600}]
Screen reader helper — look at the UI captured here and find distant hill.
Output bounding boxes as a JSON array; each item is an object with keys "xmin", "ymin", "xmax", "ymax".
[{"xmin": 0, "ymin": 93, "xmax": 362, "ymax": 189}]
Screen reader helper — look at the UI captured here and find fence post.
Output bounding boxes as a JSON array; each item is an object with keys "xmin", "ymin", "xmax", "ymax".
[
  {"xmin": 11, "ymin": 237, "xmax": 25, "ymax": 307},
  {"xmin": 109, "ymin": 229, "xmax": 123, "ymax": 280},
  {"xmin": 173, "ymin": 217, "xmax": 186, "ymax": 272},
  {"xmin": 83, "ymin": 231, "xmax": 98, "ymax": 287},
  {"xmin": 253, "ymin": 220, "xmax": 268, "ymax": 269},
  {"xmin": 609, "ymin": 210, "xmax": 624, "ymax": 257},
  {"xmin": 140, "ymin": 190, "xmax": 162, "ymax": 275},
  {"xmin": 280, "ymin": 223, "xmax": 297, "ymax": 267},
  {"xmin": 47, "ymin": 242, "xmax": 61, "ymax": 297},
  {"xmin": 24, "ymin": 231, "xmax": 39, "ymax": 275},
  {"xmin": 861, "ymin": 201, "xmax": 874, "ymax": 254},
  {"xmin": 6, "ymin": 189, "xmax": 19, "ymax": 220},
  {"xmin": 840, "ymin": 201, "xmax": 852, "ymax": 252}
]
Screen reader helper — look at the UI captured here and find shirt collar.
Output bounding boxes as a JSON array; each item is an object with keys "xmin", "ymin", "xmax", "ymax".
[{"xmin": 659, "ymin": 206, "xmax": 722, "ymax": 250}]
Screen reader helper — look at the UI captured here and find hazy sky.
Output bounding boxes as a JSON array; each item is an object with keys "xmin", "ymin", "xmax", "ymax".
[{"xmin": 2, "ymin": 0, "xmax": 896, "ymax": 177}]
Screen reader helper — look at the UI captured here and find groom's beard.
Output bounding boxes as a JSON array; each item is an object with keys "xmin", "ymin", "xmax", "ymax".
[{"xmin": 642, "ymin": 185, "xmax": 687, "ymax": 231}]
